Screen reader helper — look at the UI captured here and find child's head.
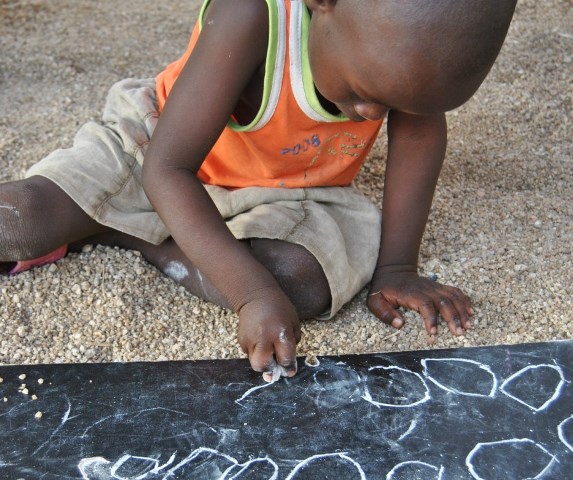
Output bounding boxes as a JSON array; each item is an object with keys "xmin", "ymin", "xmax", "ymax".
[{"xmin": 304, "ymin": 0, "xmax": 517, "ymax": 121}]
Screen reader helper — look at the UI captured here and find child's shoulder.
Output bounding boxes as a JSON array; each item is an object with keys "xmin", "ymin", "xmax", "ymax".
[
  {"xmin": 198, "ymin": 0, "xmax": 270, "ymax": 59},
  {"xmin": 202, "ymin": 0, "xmax": 270, "ymax": 29}
]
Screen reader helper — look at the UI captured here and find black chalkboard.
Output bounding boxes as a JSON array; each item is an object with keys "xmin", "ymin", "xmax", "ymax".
[{"xmin": 1, "ymin": 340, "xmax": 572, "ymax": 479}]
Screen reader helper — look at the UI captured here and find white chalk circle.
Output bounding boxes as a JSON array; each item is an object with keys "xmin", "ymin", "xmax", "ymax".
[
  {"xmin": 421, "ymin": 358, "xmax": 498, "ymax": 398},
  {"xmin": 223, "ymin": 457, "xmax": 279, "ymax": 479},
  {"xmin": 111, "ymin": 453, "xmax": 178, "ymax": 479},
  {"xmin": 558, "ymin": 415, "xmax": 573, "ymax": 453},
  {"xmin": 285, "ymin": 453, "xmax": 366, "ymax": 480},
  {"xmin": 362, "ymin": 366, "xmax": 430, "ymax": 408},
  {"xmin": 386, "ymin": 460, "xmax": 444, "ymax": 480},
  {"xmin": 80, "ymin": 454, "xmax": 178, "ymax": 480},
  {"xmin": 465, "ymin": 438, "xmax": 557, "ymax": 480},
  {"xmin": 79, "ymin": 448, "xmax": 278, "ymax": 479},
  {"xmin": 500, "ymin": 364, "xmax": 566, "ymax": 412}
]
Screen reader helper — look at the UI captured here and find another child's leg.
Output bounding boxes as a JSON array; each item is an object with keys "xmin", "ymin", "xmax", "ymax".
[{"xmin": 0, "ymin": 176, "xmax": 108, "ymax": 266}]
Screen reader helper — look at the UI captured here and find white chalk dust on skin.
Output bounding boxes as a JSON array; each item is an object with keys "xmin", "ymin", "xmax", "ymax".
[
  {"xmin": 0, "ymin": 204, "xmax": 20, "ymax": 217},
  {"xmin": 164, "ymin": 261, "xmax": 189, "ymax": 282}
]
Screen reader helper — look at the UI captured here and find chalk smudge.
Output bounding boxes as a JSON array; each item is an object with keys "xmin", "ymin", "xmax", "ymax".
[
  {"xmin": 164, "ymin": 260, "xmax": 189, "ymax": 282},
  {"xmin": 0, "ymin": 204, "xmax": 20, "ymax": 217}
]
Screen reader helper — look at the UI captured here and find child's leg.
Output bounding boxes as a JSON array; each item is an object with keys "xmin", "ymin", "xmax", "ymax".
[
  {"xmin": 125, "ymin": 238, "xmax": 330, "ymax": 320},
  {"xmin": 1, "ymin": 177, "xmax": 331, "ymax": 318},
  {"xmin": 0, "ymin": 176, "xmax": 108, "ymax": 264},
  {"xmin": 73, "ymin": 234, "xmax": 331, "ymax": 319},
  {"xmin": 249, "ymin": 238, "xmax": 331, "ymax": 319}
]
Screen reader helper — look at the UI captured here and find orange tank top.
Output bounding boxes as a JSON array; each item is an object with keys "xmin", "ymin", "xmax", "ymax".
[{"xmin": 156, "ymin": 0, "xmax": 383, "ymax": 188}]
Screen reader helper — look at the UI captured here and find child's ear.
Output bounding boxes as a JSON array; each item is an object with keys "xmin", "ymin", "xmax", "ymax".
[{"xmin": 303, "ymin": 0, "xmax": 337, "ymax": 13}]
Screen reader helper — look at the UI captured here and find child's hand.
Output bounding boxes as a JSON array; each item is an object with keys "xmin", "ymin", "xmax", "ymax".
[
  {"xmin": 237, "ymin": 287, "xmax": 301, "ymax": 382},
  {"xmin": 367, "ymin": 267, "xmax": 473, "ymax": 336}
]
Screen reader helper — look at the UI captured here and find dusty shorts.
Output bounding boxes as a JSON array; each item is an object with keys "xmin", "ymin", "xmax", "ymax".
[{"xmin": 26, "ymin": 78, "xmax": 382, "ymax": 318}]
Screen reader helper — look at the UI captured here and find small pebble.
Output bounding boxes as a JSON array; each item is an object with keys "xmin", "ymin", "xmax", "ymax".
[
  {"xmin": 38, "ymin": 378, "xmax": 44, "ymax": 385},
  {"xmin": 35, "ymin": 411, "xmax": 43, "ymax": 419},
  {"xmin": 18, "ymin": 374, "xmax": 26, "ymax": 380},
  {"xmin": 305, "ymin": 355, "xmax": 320, "ymax": 367}
]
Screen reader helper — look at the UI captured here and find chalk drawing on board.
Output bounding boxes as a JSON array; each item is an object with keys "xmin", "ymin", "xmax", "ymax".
[
  {"xmin": 421, "ymin": 358, "xmax": 498, "ymax": 398},
  {"xmin": 499, "ymin": 364, "xmax": 567, "ymax": 412},
  {"xmin": 81, "ymin": 406, "xmax": 192, "ymax": 438},
  {"xmin": 397, "ymin": 417, "xmax": 419, "ymax": 441},
  {"xmin": 385, "ymin": 460, "xmax": 444, "ymax": 480},
  {"xmin": 149, "ymin": 447, "xmax": 234, "ymax": 478},
  {"xmin": 285, "ymin": 453, "xmax": 366, "ymax": 480},
  {"xmin": 79, "ymin": 448, "xmax": 279, "ymax": 479},
  {"xmin": 312, "ymin": 366, "xmax": 363, "ymax": 409},
  {"xmin": 362, "ymin": 366, "xmax": 430, "ymax": 408},
  {"xmin": 79, "ymin": 457, "xmax": 112, "ymax": 480},
  {"xmin": 109, "ymin": 453, "xmax": 175, "ymax": 479},
  {"xmin": 32, "ymin": 396, "xmax": 74, "ymax": 455},
  {"xmin": 223, "ymin": 457, "xmax": 279, "ymax": 479},
  {"xmin": 558, "ymin": 415, "xmax": 573, "ymax": 453},
  {"xmin": 465, "ymin": 438, "xmax": 558, "ymax": 480},
  {"xmin": 235, "ymin": 380, "xmax": 277, "ymax": 405}
]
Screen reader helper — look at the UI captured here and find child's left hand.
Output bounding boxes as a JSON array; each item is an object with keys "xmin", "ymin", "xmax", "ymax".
[{"xmin": 367, "ymin": 266, "xmax": 473, "ymax": 336}]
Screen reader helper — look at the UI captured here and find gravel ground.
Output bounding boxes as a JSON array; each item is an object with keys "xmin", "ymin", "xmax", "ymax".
[{"xmin": 0, "ymin": 0, "xmax": 571, "ymax": 366}]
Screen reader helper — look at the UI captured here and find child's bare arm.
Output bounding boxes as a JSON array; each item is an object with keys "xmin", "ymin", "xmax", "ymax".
[
  {"xmin": 367, "ymin": 111, "xmax": 473, "ymax": 336},
  {"xmin": 142, "ymin": 0, "xmax": 299, "ymax": 379}
]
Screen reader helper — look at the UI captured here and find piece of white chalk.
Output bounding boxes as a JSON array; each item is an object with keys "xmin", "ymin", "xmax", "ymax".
[
  {"xmin": 272, "ymin": 364, "xmax": 286, "ymax": 382},
  {"xmin": 264, "ymin": 363, "xmax": 289, "ymax": 383}
]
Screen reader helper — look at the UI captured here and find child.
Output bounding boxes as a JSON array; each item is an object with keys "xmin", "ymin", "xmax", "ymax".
[{"xmin": 0, "ymin": 0, "xmax": 517, "ymax": 381}]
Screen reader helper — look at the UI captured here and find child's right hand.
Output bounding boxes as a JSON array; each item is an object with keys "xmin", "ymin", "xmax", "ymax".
[{"xmin": 236, "ymin": 286, "xmax": 301, "ymax": 382}]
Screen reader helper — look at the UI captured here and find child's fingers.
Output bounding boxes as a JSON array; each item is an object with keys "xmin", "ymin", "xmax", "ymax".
[
  {"xmin": 248, "ymin": 342, "xmax": 276, "ymax": 374},
  {"xmin": 416, "ymin": 300, "xmax": 440, "ymax": 335},
  {"xmin": 445, "ymin": 286, "xmax": 473, "ymax": 328},
  {"xmin": 272, "ymin": 336, "xmax": 298, "ymax": 377},
  {"xmin": 248, "ymin": 339, "xmax": 297, "ymax": 383},
  {"xmin": 430, "ymin": 298, "xmax": 471, "ymax": 336},
  {"xmin": 262, "ymin": 360, "xmax": 288, "ymax": 383},
  {"xmin": 260, "ymin": 333, "xmax": 298, "ymax": 383},
  {"xmin": 432, "ymin": 287, "xmax": 472, "ymax": 335},
  {"xmin": 367, "ymin": 276, "xmax": 473, "ymax": 338},
  {"xmin": 367, "ymin": 292, "xmax": 404, "ymax": 329},
  {"xmin": 432, "ymin": 297, "xmax": 464, "ymax": 336}
]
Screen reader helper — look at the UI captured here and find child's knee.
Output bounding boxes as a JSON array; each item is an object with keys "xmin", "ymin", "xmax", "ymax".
[
  {"xmin": 0, "ymin": 177, "xmax": 70, "ymax": 260},
  {"xmin": 0, "ymin": 180, "xmax": 43, "ymax": 259},
  {"xmin": 249, "ymin": 238, "xmax": 331, "ymax": 318}
]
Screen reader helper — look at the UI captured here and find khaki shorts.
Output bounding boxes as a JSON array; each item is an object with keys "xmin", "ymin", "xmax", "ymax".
[{"xmin": 27, "ymin": 78, "xmax": 382, "ymax": 318}]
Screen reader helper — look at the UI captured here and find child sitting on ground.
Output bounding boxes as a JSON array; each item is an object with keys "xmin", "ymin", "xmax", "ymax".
[{"xmin": 0, "ymin": 0, "xmax": 517, "ymax": 381}]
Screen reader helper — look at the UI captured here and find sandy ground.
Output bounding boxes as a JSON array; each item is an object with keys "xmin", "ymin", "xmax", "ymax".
[{"xmin": 0, "ymin": 0, "xmax": 571, "ymax": 366}]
